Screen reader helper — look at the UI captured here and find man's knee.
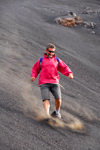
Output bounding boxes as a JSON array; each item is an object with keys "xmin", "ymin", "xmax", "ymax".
[
  {"xmin": 43, "ymin": 99, "xmax": 50, "ymax": 105},
  {"xmin": 55, "ymin": 98, "xmax": 61, "ymax": 104},
  {"xmin": 55, "ymin": 98, "xmax": 61, "ymax": 101}
]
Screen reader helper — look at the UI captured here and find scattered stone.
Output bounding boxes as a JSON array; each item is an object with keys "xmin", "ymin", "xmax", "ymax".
[
  {"xmin": 69, "ymin": 11, "xmax": 77, "ymax": 17},
  {"xmin": 89, "ymin": 22, "xmax": 96, "ymax": 29},
  {"xmin": 83, "ymin": 21, "xmax": 96, "ymax": 29},
  {"xmin": 69, "ymin": 12, "xmax": 82, "ymax": 24},
  {"xmin": 83, "ymin": 21, "xmax": 90, "ymax": 27},
  {"xmin": 75, "ymin": 16, "xmax": 82, "ymax": 25},
  {"xmin": 82, "ymin": 7, "xmax": 94, "ymax": 14},
  {"xmin": 91, "ymin": 31, "xmax": 95, "ymax": 34}
]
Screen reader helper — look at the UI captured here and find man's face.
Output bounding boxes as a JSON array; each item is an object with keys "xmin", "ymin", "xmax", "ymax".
[{"xmin": 46, "ymin": 48, "xmax": 55, "ymax": 57}]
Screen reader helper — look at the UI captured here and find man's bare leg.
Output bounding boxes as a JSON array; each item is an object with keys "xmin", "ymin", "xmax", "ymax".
[
  {"xmin": 55, "ymin": 98, "xmax": 61, "ymax": 112},
  {"xmin": 51, "ymin": 98, "xmax": 62, "ymax": 118},
  {"xmin": 43, "ymin": 100, "xmax": 50, "ymax": 117}
]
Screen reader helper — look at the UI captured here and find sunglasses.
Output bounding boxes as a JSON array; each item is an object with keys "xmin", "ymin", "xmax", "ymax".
[{"xmin": 48, "ymin": 50, "xmax": 55, "ymax": 53}]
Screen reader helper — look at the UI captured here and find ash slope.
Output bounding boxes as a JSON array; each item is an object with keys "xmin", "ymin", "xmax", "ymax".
[{"xmin": 0, "ymin": 0, "xmax": 100, "ymax": 150}]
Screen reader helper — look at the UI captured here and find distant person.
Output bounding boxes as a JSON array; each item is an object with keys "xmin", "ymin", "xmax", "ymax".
[{"xmin": 31, "ymin": 43, "xmax": 73, "ymax": 119}]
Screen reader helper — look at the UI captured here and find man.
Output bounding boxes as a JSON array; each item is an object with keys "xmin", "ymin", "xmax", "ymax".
[{"xmin": 31, "ymin": 43, "xmax": 73, "ymax": 119}]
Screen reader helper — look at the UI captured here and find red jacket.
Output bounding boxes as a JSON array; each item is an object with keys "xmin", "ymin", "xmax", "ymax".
[{"xmin": 31, "ymin": 53, "xmax": 73, "ymax": 85}]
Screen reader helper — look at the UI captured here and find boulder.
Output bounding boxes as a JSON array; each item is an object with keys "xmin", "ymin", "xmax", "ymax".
[{"xmin": 56, "ymin": 17, "xmax": 76, "ymax": 27}]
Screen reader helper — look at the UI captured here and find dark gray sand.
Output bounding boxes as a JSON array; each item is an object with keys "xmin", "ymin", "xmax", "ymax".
[{"xmin": 0, "ymin": 0, "xmax": 100, "ymax": 150}]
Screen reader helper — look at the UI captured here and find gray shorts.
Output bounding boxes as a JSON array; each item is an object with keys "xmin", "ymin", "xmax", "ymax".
[{"xmin": 40, "ymin": 83, "xmax": 61, "ymax": 101}]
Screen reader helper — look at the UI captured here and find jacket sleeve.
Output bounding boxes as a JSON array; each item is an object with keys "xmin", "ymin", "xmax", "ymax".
[
  {"xmin": 57, "ymin": 59, "xmax": 73, "ymax": 76},
  {"xmin": 31, "ymin": 59, "xmax": 41, "ymax": 79}
]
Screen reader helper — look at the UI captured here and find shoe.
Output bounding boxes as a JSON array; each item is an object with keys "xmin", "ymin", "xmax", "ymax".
[{"xmin": 51, "ymin": 111, "xmax": 61, "ymax": 119}]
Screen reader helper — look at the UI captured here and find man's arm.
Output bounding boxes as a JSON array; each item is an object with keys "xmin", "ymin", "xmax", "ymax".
[
  {"xmin": 57, "ymin": 59, "xmax": 73, "ymax": 79},
  {"xmin": 31, "ymin": 59, "xmax": 41, "ymax": 82}
]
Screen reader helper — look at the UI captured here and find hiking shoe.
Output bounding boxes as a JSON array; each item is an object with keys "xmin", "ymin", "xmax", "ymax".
[{"xmin": 51, "ymin": 111, "xmax": 61, "ymax": 119}]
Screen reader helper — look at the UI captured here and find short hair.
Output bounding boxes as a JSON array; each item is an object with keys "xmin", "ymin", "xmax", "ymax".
[{"xmin": 46, "ymin": 43, "xmax": 56, "ymax": 50}]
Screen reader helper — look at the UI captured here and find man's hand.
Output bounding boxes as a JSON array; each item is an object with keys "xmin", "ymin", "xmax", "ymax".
[
  {"xmin": 31, "ymin": 77, "xmax": 35, "ymax": 82},
  {"xmin": 68, "ymin": 73, "xmax": 73, "ymax": 79}
]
